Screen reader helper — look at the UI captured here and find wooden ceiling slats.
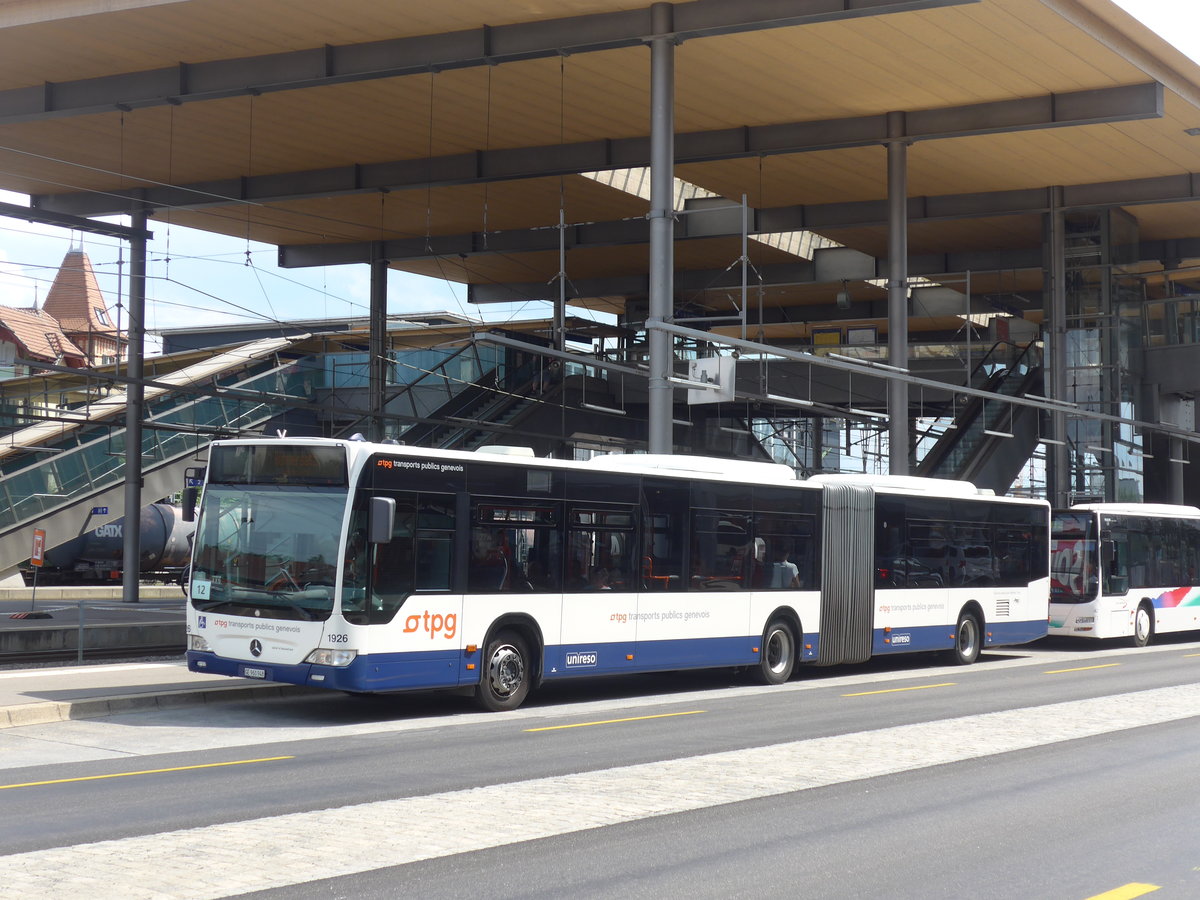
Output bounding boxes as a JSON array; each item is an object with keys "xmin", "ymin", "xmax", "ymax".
[{"xmin": 0, "ymin": 0, "xmax": 1194, "ymax": 313}]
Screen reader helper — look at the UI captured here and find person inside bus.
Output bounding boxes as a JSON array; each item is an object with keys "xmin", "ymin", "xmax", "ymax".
[
  {"xmin": 769, "ymin": 547, "xmax": 800, "ymax": 589},
  {"xmin": 587, "ymin": 567, "xmax": 612, "ymax": 590}
]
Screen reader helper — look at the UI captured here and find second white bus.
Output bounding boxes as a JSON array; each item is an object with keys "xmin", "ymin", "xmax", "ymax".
[{"xmin": 1051, "ymin": 503, "xmax": 1200, "ymax": 645}]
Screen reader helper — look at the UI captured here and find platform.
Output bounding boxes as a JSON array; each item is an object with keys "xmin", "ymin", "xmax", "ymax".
[{"xmin": 0, "ymin": 659, "xmax": 310, "ymax": 729}]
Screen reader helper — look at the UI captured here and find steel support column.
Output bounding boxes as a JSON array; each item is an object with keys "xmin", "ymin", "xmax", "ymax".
[
  {"xmin": 369, "ymin": 253, "xmax": 389, "ymax": 441},
  {"xmin": 121, "ymin": 209, "xmax": 147, "ymax": 604},
  {"xmin": 886, "ymin": 113, "xmax": 910, "ymax": 475},
  {"xmin": 1170, "ymin": 436, "xmax": 1185, "ymax": 504},
  {"xmin": 555, "ymin": 207, "xmax": 567, "ymax": 351},
  {"xmin": 646, "ymin": 2, "xmax": 675, "ymax": 455},
  {"xmin": 1047, "ymin": 187, "xmax": 1070, "ymax": 506}
]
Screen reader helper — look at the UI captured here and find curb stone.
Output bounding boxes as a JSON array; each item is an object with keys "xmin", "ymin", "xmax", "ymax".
[{"xmin": 0, "ymin": 683, "xmax": 322, "ymax": 729}]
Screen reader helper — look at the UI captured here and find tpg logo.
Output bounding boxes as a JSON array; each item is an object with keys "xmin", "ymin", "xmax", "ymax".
[
  {"xmin": 565, "ymin": 651, "xmax": 598, "ymax": 667},
  {"xmin": 402, "ymin": 611, "xmax": 457, "ymax": 640}
]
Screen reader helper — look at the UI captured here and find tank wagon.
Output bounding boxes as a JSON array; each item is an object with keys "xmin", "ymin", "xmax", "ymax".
[{"xmin": 22, "ymin": 503, "xmax": 195, "ymax": 586}]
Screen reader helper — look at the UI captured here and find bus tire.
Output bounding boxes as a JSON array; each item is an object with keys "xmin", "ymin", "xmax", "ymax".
[
  {"xmin": 948, "ymin": 610, "xmax": 982, "ymax": 665},
  {"xmin": 756, "ymin": 619, "xmax": 796, "ymax": 685},
  {"xmin": 1132, "ymin": 603, "xmax": 1154, "ymax": 648},
  {"xmin": 476, "ymin": 629, "xmax": 532, "ymax": 712}
]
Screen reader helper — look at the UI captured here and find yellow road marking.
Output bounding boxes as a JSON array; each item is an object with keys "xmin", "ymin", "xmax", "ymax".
[
  {"xmin": 842, "ymin": 683, "xmax": 955, "ymax": 697},
  {"xmin": 1045, "ymin": 663, "xmax": 1121, "ymax": 674},
  {"xmin": 1184, "ymin": 653, "xmax": 1200, "ymax": 658},
  {"xmin": 1083, "ymin": 883, "xmax": 1160, "ymax": 900},
  {"xmin": 525, "ymin": 711, "xmax": 705, "ymax": 732},
  {"xmin": 0, "ymin": 756, "xmax": 294, "ymax": 790}
]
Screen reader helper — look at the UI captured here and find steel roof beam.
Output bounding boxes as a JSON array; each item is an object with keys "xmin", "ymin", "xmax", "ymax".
[
  {"xmin": 35, "ymin": 82, "xmax": 1160, "ymax": 218},
  {"xmin": 463, "ymin": 248, "xmax": 1047, "ymax": 304},
  {"xmin": 0, "ymin": 0, "xmax": 974, "ymax": 128},
  {"xmin": 0, "ymin": 199, "xmax": 151, "ymax": 241},
  {"xmin": 468, "ymin": 228, "xmax": 1200, "ymax": 305},
  {"xmin": 276, "ymin": 159, "xmax": 1200, "ymax": 271},
  {"xmin": 272, "ymin": 184, "xmax": 1063, "ymax": 268}
]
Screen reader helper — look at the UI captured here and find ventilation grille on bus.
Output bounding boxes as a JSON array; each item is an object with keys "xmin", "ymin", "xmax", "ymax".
[{"xmin": 995, "ymin": 599, "xmax": 1010, "ymax": 617}]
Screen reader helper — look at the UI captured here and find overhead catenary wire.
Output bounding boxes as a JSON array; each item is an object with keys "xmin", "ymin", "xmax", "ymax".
[{"xmin": 0, "ymin": 127, "xmax": 617, "ymax": 336}]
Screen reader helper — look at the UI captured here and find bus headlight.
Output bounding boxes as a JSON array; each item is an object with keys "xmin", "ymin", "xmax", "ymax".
[
  {"xmin": 304, "ymin": 648, "xmax": 358, "ymax": 667},
  {"xmin": 188, "ymin": 634, "xmax": 211, "ymax": 652}
]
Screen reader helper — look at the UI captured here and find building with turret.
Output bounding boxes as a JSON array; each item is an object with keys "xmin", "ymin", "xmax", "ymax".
[{"xmin": 0, "ymin": 249, "xmax": 125, "ymax": 378}]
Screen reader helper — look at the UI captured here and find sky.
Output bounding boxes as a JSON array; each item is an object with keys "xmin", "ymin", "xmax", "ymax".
[
  {"xmin": 0, "ymin": 0, "xmax": 1193, "ymax": 353},
  {"xmin": 1112, "ymin": 1, "xmax": 1200, "ymax": 60},
  {"xmin": 0, "ymin": 199, "xmax": 537, "ymax": 353}
]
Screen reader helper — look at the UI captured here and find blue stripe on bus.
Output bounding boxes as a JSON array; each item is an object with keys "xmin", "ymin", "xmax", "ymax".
[
  {"xmin": 546, "ymin": 636, "xmax": 752, "ymax": 677},
  {"xmin": 985, "ymin": 618, "xmax": 1048, "ymax": 645},
  {"xmin": 872, "ymin": 619, "xmax": 1047, "ymax": 655},
  {"xmin": 186, "ymin": 649, "xmax": 462, "ymax": 692},
  {"xmin": 187, "ymin": 619, "xmax": 1044, "ymax": 695}
]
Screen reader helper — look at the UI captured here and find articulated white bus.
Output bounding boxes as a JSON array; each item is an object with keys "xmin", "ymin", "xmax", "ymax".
[
  {"xmin": 185, "ymin": 438, "xmax": 1050, "ymax": 710},
  {"xmin": 1051, "ymin": 503, "xmax": 1200, "ymax": 646}
]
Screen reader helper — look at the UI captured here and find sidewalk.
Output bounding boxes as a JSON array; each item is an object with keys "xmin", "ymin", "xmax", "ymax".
[{"xmin": 0, "ymin": 660, "xmax": 312, "ymax": 729}]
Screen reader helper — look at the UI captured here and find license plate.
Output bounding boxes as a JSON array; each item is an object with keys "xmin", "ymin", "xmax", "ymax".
[{"xmin": 241, "ymin": 666, "xmax": 267, "ymax": 679}]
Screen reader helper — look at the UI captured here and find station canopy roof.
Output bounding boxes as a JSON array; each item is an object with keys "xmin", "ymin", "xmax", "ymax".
[{"xmin": 1, "ymin": 0, "xmax": 1199, "ymax": 343}]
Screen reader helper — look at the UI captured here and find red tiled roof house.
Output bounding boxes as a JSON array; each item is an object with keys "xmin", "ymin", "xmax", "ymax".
[{"xmin": 39, "ymin": 249, "xmax": 125, "ymax": 367}]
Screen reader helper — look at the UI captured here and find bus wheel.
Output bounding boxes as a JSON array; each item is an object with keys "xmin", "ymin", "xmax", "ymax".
[
  {"xmin": 756, "ymin": 619, "xmax": 796, "ymax": 685},
  {"xmin": 476, "ymin": 630, "xmax": 532, "ymax": 712},
  {"xmin": 1132, "ymin": 603, "xmax": 1154, "ymax": 648},
  {"xmin": 948, "ymin": 611, "xmax": 982, "ymax": 665}
]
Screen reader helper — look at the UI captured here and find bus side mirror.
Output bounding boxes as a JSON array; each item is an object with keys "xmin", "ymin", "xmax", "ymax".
[
  {"xmin": 368, "ymin": 497, "xmax": 395, "ymax": 543},
  {"xmin": 181, "ymin": 487, "xmax": 197, "ymax": 522}
]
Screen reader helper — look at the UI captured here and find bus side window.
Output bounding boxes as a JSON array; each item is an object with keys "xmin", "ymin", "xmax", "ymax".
[
  {"xmin": 643, "ymin": 481, "xmax": 686, "ymax": 591},
  {"xmin": 568, "ymin": 506, "xmax": 634, "ymax": 592},
  {"xmin": 1102, "ymin": 534, "xmax": 1126, "ymax": 595},
  {"xmin": 370, "ymin": 501, "xmax": 416, "ymax": 623},
  {"xmin": 754, "ymin": 513, "xmax": 816, "ymax": 590},
  {"xmin": 690, "ymin": 510, "xmax": 751, "ymax": 591},
  {"xmin": 1184, "ymin": 522, "xmax": 1200, "ymax": 584},
  {"xmin": 469, "ymin": 528, "xmax": 511, "ymax": 591},
  {"xmin": 414, "ymin": 498, "xmax": 454, "ymax": 592}
]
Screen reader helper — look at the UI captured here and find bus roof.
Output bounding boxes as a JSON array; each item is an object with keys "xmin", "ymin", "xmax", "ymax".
[
  {"xmin": 807, "ymin": 473, "xmax": 996, "ymax": 498},
  {"xmin": 1064, "ymin": 502, "xmax": 1200, "ymax": 518},
  {"xmin": 582, "ymin": 453, "xmax": 799, "ymax": 484},
  {"xmin": 209, "ymin": 438, "xmax": 806, "ymax": 486}
]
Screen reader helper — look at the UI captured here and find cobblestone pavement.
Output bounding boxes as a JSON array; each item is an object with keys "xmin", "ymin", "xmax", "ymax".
[{"xmin": 2, "ymin": 682, "xmax": 1198, "ymax": 899}]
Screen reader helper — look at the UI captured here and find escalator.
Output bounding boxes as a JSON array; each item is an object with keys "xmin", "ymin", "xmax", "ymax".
[
  {"xmin": 916, "ymin": 341, "xmax": 1043, "ymax": 493},
  {"xmin": 0, "ymin": 336, "xmax": 317, "ymax": 574},
  {"xmin": 385, "ymin": 343, "xmax": 545, "ymax": 450}
]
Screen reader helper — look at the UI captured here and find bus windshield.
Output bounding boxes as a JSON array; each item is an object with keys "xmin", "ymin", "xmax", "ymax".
[
  {"xmin": 1051, "ymin": 512, "xmax": 1097, "ymax": 602},
  {"xmin": 189, "ymin": 484, "xmax": 348, "ymax": 621}
]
